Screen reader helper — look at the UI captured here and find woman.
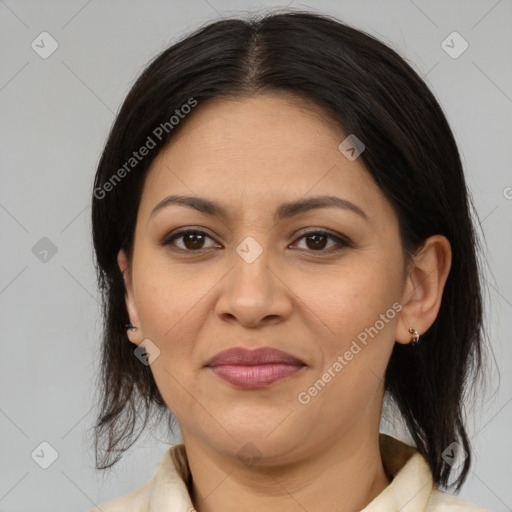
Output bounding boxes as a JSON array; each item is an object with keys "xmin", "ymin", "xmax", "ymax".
[{"xmin": 89, "ymin": 10, "xmax": 488, "ymax": 511}]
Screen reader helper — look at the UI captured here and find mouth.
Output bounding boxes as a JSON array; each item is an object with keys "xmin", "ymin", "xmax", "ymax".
[{"xmin": 205, "ymin": 346, "xmax": 307, "ymax": 389}]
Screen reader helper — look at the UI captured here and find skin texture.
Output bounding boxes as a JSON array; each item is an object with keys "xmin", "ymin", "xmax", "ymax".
[{"xmin": 117, "ymin": 94, "xmax": 452, "ymax": 512}]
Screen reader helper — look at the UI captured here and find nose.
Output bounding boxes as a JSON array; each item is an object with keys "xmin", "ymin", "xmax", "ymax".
[{"xmin": 214, "ymin": 242, "xmax": 293, "ymax": 328}]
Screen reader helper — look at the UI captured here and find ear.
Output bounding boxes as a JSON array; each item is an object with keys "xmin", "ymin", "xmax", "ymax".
[
  {"xmin": 394, "ymin": 235, "xmax": 452, "ymax": 345},
  {"xmin": 117, "ymin": 249, "xmax": 142, "ymax": 346}
]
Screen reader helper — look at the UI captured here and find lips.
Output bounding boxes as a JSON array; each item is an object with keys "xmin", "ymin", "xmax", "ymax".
[
  {"xmin": 205, "ymin": 347, "xmax": 306, "ymax": 389},
  {"xmin": 205, "ymin": 346, "xmax": 305, "ymax": 367}
]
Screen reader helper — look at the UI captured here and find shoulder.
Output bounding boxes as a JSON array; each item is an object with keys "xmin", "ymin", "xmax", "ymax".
[
  {"xmin": 376, "ymin": 434, "xmax": 488, "ymax": 511},
  {"xmin": 427, "ymin": 489, "xmax": 488, "ymax": 511},
  {"xmin": 86, "ymin": 444, "xmax": 190, "ymax": 512}
]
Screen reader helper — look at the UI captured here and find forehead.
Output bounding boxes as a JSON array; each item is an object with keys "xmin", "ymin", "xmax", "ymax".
[{"xmin": 138, "ymin": 94, "xmax": 395, "ymax": 226}]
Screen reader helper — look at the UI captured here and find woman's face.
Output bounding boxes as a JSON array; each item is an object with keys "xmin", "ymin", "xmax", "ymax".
[{"xmin": 118, "ymin": 94, "xmax": 413, "ymax": 464}]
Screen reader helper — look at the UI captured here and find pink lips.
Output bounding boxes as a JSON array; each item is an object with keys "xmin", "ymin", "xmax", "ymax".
[{"xmin": 205, "ymin": 347, "xmax": 306, "ymax": 389}]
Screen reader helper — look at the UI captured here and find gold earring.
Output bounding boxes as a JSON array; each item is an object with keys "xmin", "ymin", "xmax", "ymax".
[
  {"xmin": 125, "ymin": 323, "xmax": 138, "ymax": 333},
  {"xmin": 408, "ymin": 327, "xmax": 420, "ymax": 345}
]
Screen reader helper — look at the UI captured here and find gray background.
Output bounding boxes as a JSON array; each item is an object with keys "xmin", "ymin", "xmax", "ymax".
[{"xmin": 1, "ymin": 0, "xmax": 511, "ymax": 511}]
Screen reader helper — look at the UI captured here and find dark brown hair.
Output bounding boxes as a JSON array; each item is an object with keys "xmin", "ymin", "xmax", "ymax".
[{"xmin": 90, "ymin": 10, "xmax": 489, "ymax": 491}]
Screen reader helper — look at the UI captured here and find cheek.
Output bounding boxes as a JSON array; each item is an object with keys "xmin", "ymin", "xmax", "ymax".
[
  {"xmin": 295, "ymin": 285, "xmax": 398, "ymax": 430},
  {"xmin": 296, "ymin": 263, "xmax": 400, "ymax": 409},
  {"xmin": 133, "ymin": 256, "xmax": 218, "ymax": 348},
  {"xmin": 297, "ymin": 261, "xmax": 399, "ymax": 343}
]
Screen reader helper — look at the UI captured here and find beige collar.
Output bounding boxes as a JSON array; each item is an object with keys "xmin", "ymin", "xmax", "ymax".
[{"xmin": 143, "ymin": 433, "xmax": 436, "ymax": 511}]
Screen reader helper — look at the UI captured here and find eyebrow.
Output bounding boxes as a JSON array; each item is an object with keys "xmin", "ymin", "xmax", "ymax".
[{"xmin": 149, "ymin": 194, "xmax": 369, "ymax": 222}]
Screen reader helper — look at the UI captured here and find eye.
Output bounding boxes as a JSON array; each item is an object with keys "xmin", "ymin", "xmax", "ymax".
[
  {"xmin": 292, "ymin": 230, "xmax": 351, "ymax": 253},
  {"xmin": 163, "ymin": 229, "xmax": 218, "ymax": 251},
  {"xmin": 163, "ymin": 228, "xmax": 351, "ymax": 254}
]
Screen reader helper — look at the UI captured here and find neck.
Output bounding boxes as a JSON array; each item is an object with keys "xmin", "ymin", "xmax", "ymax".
[{"xmin": 183, "ymin": 429, "xmax": 391, "ymax": 512}]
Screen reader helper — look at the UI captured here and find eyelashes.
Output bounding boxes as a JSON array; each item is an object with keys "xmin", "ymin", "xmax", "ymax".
[{"xmin": 162, "ymin": 228, "xmax": 352, "ymax": 255}]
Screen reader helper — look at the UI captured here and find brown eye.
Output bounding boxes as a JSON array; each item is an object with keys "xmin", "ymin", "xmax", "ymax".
[
  {"xmin": 293, "ymin": 231, "xmax": 350, "ymax": 253},
  {"xmin": 163, "ymin": 230, "xmax": 217, "ymax": 251},
  {"xmin": 163, "ymin": 229, "xmax": 350, "ymax": 255},
  {"xmin": 305, "ymin": 233, "xmax": 329, "ymax": 250}
]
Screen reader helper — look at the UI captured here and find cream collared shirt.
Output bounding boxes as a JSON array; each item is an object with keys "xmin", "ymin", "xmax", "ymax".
[{"xmin": 89, "ymin": 434, "xmax": 487, "ymax": 511}]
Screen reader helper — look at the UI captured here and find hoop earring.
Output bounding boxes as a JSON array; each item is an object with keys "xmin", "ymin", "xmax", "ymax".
[
  {"xmin": 125, "ymin": 323, "xmax": 138, "ymax": 332},
  {"xmin": 408, "ymin": 327, "xmax": 420, "ymax": 345}
]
